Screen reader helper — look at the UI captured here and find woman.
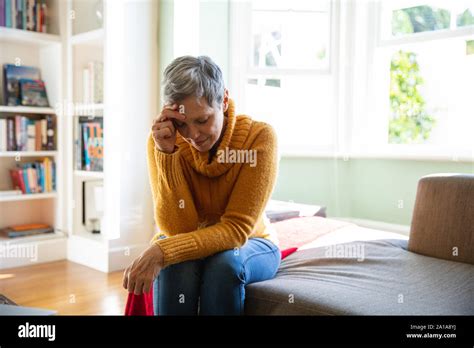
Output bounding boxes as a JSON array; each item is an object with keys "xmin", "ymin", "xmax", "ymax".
[{"xmin": 123, "ymin": 55, "xmax": 280, "ymax": 315}]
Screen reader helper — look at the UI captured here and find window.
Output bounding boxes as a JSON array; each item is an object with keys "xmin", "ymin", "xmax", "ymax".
[
  {"xmin": 371, "ymin": 1, "xmax": 474, "ymax": 154},
  {"xmin": 230, "ymin": 0, "xmax": 335, "ymax": 154}
]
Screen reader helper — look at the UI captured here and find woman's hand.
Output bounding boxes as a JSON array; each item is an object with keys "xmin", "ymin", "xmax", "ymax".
[
  {"xmin": 151, "ymin": 104, "xmax": 186, "ymax": 154},
  {"xmin": 123, "ymin": 243, "xmax": 164, "ymax": 295}
]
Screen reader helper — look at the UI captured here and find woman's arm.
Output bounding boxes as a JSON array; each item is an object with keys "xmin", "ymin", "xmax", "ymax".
[
  {"xmin": 146, "ymin": 132, "xmax": 200, "ymax": 239},
  {"xmin": 152, "ymin": 124, "xmax": 279, "ymax": 268}
]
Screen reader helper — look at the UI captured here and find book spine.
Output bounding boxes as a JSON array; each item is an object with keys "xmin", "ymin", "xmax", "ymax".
[
  {"xmin": 27, "ymin": 165, "xmax": 36, "ymax": 193},
  {"xmin": 41, "ymin": 0, "xmax": 45, "ymax": 32},
  {"xmin": 35, "ymin": 120, "xmax": 41, "ymax": 150},
  {"xmin": 15, "ymin": 115, "xmax": 21, "ymax": 151},
  {"xmin": 46, "ymin": 115, "xmax": 54, "ymax": 150},
  {"xmin": 0, "ymin": 119, "xmax": 5, "ymax": 151},
  {"xmin": 27, "ymin": 120, "xmax": 35, "ymax": 151},
  {"xmin": 39, "ymin": 162, "xmax": 44, "ymax": 192},
  {"xmin": 9, "ymin": 169, "xmax": 20, "ymax": 192},
  {"xmin": 41, "ymin": 118, "xmax": 46, "ymax": 149},
  {"xmin": 22, "ymin": 116, "xmax": 27, "ymax": 151},
  {"xmin": 27, "ymin": 0, "xmax": 33, "ymax": 30},
  {"xmin": 21, "ymin": 165, "xmax": 30, "ymax": 193},
  {"xmin": 22, "ymin": 0, "xmax": 26, "ymax": 29},
  {"xmin": 7, "ymin": 118, "xmax": 14, "ymax": 151},
  {"xmin": 35, "ymin": 0, "xmax": 39, "ymax": 31},
  {"xmin": 17, "ymin": 168, "xmax": 26, "ymax": 193},
  {"xmin": 83, "ymin": 123, "xmax": 90, "ymax": 171},
  {"xmin": 16, "ymin": 0, "xmax": 22, "ymax": 29},
  {"xmin": 5, "ymin": 0, "xmax": 11, "ymax": 27},
  {"xmin": 52, "ymin": 160, "xmax": 55, "ymax": 191},
  {"xmin": 0, "ymin": 0, "xmax": 6, "ymax": 27},
  {"xmin": 11, "ymin": 0, "xmax": 16, "ymax": 29},
  {"xmin": 75, "ymin": 120, "xmax": 82, "ymax": 169}
]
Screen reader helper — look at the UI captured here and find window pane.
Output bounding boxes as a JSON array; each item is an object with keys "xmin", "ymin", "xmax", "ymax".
[
  {"xmin": 251, "ymin": 0, "xmax": 330, "ymax": 69},
  {"xmin": 392, "ymin": 5, "xmax": 451, "ymax": 37},
  {"xmin": 243, "ymin": 75, "xmax": 334, "ymax": 150},
  {"xmin": 457, "ymin": 6, "xmax": 474, "ymax": 27},
  {"xmin": 387, "ymin": 39, "xmax": 474, "ymax": 147}
]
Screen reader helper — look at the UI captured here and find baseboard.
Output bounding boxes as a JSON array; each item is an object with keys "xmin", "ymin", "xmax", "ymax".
[{"xmin": 334, "ymin": 217, "xmax": 410, "ymax": 236}]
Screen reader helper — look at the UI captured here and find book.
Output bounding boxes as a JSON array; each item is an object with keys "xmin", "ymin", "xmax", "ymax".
[
  {"xmin": 0, "ymin": 118, "xmax": 6, "ymax": 151},
  {"xmin": 0, "ymin": 0, "xmax": 6, "ymax": 27},
  {"xmin": 265, "ymin": 199, "xmax": 327, "ymax": 222},
  {"xmin": 9, "ymin": 158, "xmax": 55, "ymax": 194},
  {"xmin": 11, "ymin": 0, "xmax": 16, "ymax": 29},
  {"xmin": 27, "ymin": 119, "xmax": 35, "ymax": 151},
  {"xmin": 19, "ymin": 78, "xmax": 49, "ymax": 107},
  {"xmin": 0, "ymin": 223, "xmax": 54, "ymax": 238},
  {"xmin": 7, "ymin": 118, "xmax": 15, "ymax": 150},
  {"xmin": 45, "ymin": 114, "xmax": 54, "ymax": 150},
  {"xmin": 82, "ymin": 122, "xmax": 91, "ymax": 170},
  {"xmin": 2, "ymin": 116, "xmax": 53, "ymax": 152},
  {"xmin": 83, "ymin": 61, "xmax": 103, "ymax": 104},
  {"xmin": 5, "ymin": 0, "xmax": 12, "ymax": 28},
  {"xmin": 3, "ymin": 64, "xmax": 40, "ymax": 106},
  {"xmin": 77, "ymin": 118, "xmax": 103, "ymax": 171}
]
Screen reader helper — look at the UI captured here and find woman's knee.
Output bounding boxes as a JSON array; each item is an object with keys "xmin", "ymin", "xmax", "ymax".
[{"xmin": 203, "ymin": 249, "xmax": 245, "ymax": 284}]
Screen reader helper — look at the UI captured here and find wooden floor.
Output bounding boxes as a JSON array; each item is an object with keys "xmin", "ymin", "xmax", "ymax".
[{"xmin": 0, "ymin": 260, "xmax": 128, "ymax": 315}]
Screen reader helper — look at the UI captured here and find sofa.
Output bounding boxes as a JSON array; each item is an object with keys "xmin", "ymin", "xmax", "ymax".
[{"xmin": 246, "ymin": 174, "xmax": 474, "ymax": 315}]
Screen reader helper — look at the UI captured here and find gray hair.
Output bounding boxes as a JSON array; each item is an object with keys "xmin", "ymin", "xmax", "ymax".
[{"xmin": 162, "ymin": 55, "xmax": 225, "ymax": 109}]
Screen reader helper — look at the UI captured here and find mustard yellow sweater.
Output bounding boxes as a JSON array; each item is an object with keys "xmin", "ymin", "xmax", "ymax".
[{"xmin": 146, "ymin": 99, "xmax": 279, "ymax": 268}]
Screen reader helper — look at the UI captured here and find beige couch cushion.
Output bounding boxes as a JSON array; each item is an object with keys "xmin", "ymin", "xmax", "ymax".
[{"xmin": 408, "ymin": 173, "xmax": 474, "ymax": 264}]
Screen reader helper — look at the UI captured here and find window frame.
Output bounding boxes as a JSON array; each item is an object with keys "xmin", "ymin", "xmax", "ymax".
[
  {"xmin": 229, "ymin": 0, "xmax": 474, "ymax": 162},
  {"xmin": 354, "ymin": 0, "xmax": 474, "ymax": 162},
  {"xmin": 229, "ymin": 0, "xmax": 341, "ymax": 156}
]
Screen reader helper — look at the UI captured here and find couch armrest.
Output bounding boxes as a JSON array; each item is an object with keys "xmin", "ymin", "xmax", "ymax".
[{"xmin": 408, "ymin": 173, "xmax": 474, "ymax": 264}]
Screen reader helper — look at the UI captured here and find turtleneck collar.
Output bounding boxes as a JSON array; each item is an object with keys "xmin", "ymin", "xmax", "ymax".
[{"xmin": 175, "ymin": 98, "xmax": 252, "ymax": 178}]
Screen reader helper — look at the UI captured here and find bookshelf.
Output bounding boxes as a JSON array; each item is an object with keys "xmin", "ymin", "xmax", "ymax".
[
  {"xmin": 1, "ymin": 0, "xmax": 158, "ymax": 273},
  {"xmin": 0, "ymin": 0, "xmax": 67, "ymax": 270}
]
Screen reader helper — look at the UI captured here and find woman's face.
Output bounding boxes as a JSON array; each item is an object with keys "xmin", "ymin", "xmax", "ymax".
[{"xmin": 173, "ymin": 91, "xmax": 229, "ymax": 152}]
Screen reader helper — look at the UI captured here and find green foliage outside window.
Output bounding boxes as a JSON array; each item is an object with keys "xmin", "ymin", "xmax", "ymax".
[{"xmin": 389, "ymin": 51, "xmax": 435, "ymax": 144}]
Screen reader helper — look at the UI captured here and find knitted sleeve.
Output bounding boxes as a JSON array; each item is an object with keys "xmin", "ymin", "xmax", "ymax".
[
  {"xmin": 146, "ymin": 132, "xmax": 199, "ymax": 243},
  {"xmin": 151, "ymin": 124, "xmax": 279, "ymax": 268}
]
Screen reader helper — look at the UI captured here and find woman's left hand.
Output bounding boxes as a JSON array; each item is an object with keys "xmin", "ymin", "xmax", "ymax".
[{"xmin": 123, "ymin": 243, "xmax": 164, "ymax": 295}]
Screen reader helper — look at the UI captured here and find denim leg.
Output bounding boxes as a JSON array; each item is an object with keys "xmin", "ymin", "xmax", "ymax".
[
  {"xmin": 153, "ymin": 259, "xmax": 203, "ymax": 315},
  {"xmin": 199, "ymin": 238, "xmax": 281, "ymax": 315}
]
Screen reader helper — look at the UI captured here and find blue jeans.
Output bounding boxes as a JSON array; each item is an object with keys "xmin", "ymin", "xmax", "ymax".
[{"xmin": 153, "ymin": 237, "xmax": 281, "ymax": 315}]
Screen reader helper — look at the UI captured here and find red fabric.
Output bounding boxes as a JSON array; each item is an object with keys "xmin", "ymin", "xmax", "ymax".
[
  {"xmin": 124, "ymin": 248, "xmax": 298, "ymax": 316},
  {"xmin": 280, "ymin": 247, "xmax": 298, "ymax": 259},
  {"xmin": 124, "ymin": 288, "xmax": 154, "ymax": 316}
]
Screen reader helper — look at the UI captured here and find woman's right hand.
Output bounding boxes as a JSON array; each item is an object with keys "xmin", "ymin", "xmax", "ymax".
[{"xmin": 151, "ymin": 104, "xmax": 187, "ymax": 154}]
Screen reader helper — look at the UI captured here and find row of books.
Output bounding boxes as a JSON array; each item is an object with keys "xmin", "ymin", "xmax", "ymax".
[
  {"xmin": 75, "ymin": 117, "xmax": 103, "ymax": 171},
  {"xmin": 0, "ymin": 115, "xmax": 55, "ymax": 151},
  {"xmin": 83, "ymin": 61, "xmax": 104, "ymax": 104},
  {"xmin": 0, "ymin": 223, "xmax": 54, "ymax": 238},
  {"xmin": 9, "ymin": 157, "xmax": 56, "ymax": 194},
  {"xmin": 2, "ymin": 64, "xmax": 49, "ymax": 107},
  {"xmin": 0, "ymin": 0, "xmax": 47, "ymax": 33}
]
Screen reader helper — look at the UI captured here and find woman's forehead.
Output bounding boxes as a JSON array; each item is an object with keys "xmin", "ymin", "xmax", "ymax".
[{"xmin": 179, "ymin": 96, "xmax": 215, "ymax": 118}]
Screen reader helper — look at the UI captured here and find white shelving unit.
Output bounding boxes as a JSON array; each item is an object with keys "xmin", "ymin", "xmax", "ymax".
[
  {"xmin": 1, "ymin": 0, "xmax": 158, "ymax": 273},
  {"xmin": 0, "ymin": 192, "xmax": 58, "ymax": 203},
  {"xmin": 65, "ymin": 0, "xmax": 159, "ymax": 272},
  {"xmin": 0, "ymin": 0, "xmax": 67, "ymax": 270}
]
